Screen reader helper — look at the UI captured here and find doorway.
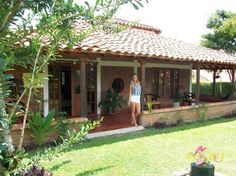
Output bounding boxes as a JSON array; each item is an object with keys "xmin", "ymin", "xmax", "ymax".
[{"xmin": 61, "ymin": 66, "xmax": 72, "ymax": 115}]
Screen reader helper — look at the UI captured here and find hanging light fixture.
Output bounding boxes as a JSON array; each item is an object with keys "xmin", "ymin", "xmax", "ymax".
[{"xmin": 215, "ymin": 70, "xmax": 220, "ymax": 79}]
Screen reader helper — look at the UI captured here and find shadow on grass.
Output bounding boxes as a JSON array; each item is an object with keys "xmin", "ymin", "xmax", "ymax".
[
  {"xmin": 64, "ymin": 116, "xmax": 236, "ymax": 152},
  {"xmin": 75, "ymin": 165, "xmax": 115, "ymax": 176},
  {"xmin": 49, "ymin": 160, "xmax": 71, "ymax": 171}
]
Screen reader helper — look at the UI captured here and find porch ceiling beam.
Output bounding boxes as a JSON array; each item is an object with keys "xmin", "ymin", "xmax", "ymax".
[{"xmin": 59, "ymin": 50, "xmax": 236, "ymax": 69}]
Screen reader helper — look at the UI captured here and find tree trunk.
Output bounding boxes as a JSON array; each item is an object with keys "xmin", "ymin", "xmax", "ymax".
[
  {"xmin": 18, "ymin": 87, "xmax": 32, "ymax": 149},
  {"xmin": 18, "ymin": 44, "xmax": 42, "ymax": 150}
]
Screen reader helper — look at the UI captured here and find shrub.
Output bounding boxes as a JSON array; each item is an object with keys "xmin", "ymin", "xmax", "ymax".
[
  {"xmin": 192, "ymin": 82, "xmax": 232, "ymax": 97},
  {"xmin": 29, "ymin": 110, "xmax": 57, "ymax": 147},
  {"xmin": 99, "ymin": 89, "xmax": 126, "ymax": 114}
]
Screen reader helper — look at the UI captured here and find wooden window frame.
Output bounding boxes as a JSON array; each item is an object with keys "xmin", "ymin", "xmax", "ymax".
[{"xmin": 156, "ymin": 68, "xmax": 179, "ymax": 97}]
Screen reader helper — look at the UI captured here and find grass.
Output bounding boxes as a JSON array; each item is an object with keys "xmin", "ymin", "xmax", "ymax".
[{"xmin": 40, "ymin": 117, "xmax": 236, "ymax": 176}]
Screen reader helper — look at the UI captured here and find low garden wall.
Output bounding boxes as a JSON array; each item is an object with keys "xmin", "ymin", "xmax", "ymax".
[
  {"xmin": 11, "ymin": 118, "xmax": 88, "ymax": 147},
  {"xmin": 141, "ymin": 100, "xmax": 236, "ymax": 127}
]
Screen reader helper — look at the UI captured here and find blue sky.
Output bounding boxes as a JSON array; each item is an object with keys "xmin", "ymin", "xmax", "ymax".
[{"xmin": 115, "ymin": 0, "xmax": 236, "ymax": 44}]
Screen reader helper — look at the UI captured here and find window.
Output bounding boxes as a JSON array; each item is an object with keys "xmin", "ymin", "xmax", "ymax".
[
  {"xmin": 157, "ymin": 69, "xmax": 179, "ymax": 97},
  {"xmin": 112, "ymin": 78, "xmax": 124, "ymax": 93}
]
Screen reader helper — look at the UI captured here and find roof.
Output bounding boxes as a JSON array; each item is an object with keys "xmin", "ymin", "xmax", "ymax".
[{"xmin": 60, "ymin": 19, "xmax": 236, "ymax": 66}]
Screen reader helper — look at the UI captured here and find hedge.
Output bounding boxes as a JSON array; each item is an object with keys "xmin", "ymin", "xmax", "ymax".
[{"xmin": 192, "ymin": 82, "xmax": 233, "ymax": 97}]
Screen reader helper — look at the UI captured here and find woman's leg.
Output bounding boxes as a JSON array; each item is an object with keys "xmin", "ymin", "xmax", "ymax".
[
  {"xmin": 135, "ymin": 102, "xmax": 141, "ymax": 125},
  {"xmin": 131, "ymin": 102, "xmax": 138, "ymax": 126}
]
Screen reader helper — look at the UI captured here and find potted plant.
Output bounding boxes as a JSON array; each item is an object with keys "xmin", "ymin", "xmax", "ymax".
[
  {"xmin": 187, "ymin": 146, "xmax": 224, "ymax": 176},
  {"xmin": 172, "ymin": 92, "xmax": 182, "ymax": 107},
  {"xmin": 99, "ymin": 89, "xmax": 126, "ymax": 114}
]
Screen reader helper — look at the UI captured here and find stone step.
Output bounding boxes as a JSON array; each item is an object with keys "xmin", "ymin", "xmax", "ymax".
[{"xmin": 86, "ymin": 126, "xmax": 145, "ymax": 139}]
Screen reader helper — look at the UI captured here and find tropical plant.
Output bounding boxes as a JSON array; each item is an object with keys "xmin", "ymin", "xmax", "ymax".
[
  {"xmin": 99, "ymin": 89, "xmax": 126, "ymax": 114},
  {"xmin": 28, "ymin": 109, "xmax": 57, "ymax": 147},
  {"xmin": 172, "ymin": 92, "xmax": 182, "ymax": 102},
  {"xmin": 18, "ymin": 118, "xmax": 103, "ymax": 172},
  {"xmin": 187, "ymin": 146, "xmax": 224, "ymax": 166}
]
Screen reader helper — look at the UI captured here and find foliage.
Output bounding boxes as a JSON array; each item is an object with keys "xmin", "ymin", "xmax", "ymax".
[
  {"xmin": 19, "ymin": 119, "xmax": 103, "ymax": 172},
  {"xmin": 172, "ymin": 91, "xmax": 182, "ymax": 102},
  {"xmin": 0, "ymin": 149, "xmax": 24, "ymax": 176},
  {"xmin": 55, "ymin": 112, "xmax": 70, "ymax": 138},
  {"xmin": 192, "ymin": 82, "xmax": 233, "ymax": 97},
  {"xmin": 0, "ymin": 0, "xmax": 146, "ymax": 150},
  {"xmin": 147, "ymin": 102, "xmax": 153, "ymax": 114},
  {"xmin": 62, "ymin": 119, "xmax": 103, "ymax": 145},
  {"xmin": 198, "ymin": 104, "xmax": 207, "ymax": 122},
  {"xmin": 99, "ymin": 89, "xmax": 126, "ymax": 114},
  {"xmin": 187, "ymin": 146, "xmax": 224, "ymax": 167},
  {"xmin": 28, "ymin": 110, "xmax": 57, "ymax": 147},
  {"xmin": 19, "ymin": 164, "xmax": 52, "ymax": 176},
  {"xmin": 0, "ymin": 0, "xmax": 145, "ymax": 174},
  {"xmin": 201, "ymin": 10, "xmax": 236, "ymax": 53}
]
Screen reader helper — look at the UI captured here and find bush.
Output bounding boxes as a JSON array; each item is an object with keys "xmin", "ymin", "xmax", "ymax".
[
  {"xmin": 29, "ymin": 110, "xmax": 57, "ymax": 147},
  {"xmin": 192, "ymin": 82, "xmax": 232, "ymax": 97}
]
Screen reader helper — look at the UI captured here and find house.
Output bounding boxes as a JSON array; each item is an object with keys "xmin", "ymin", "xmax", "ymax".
[{"xmin": 8, "ymin": 19, "xmax": 236, "ymax": 145}]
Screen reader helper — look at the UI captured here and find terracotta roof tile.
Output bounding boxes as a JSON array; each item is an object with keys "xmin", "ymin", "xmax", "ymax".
[{"xmin": 62, "ymin": 19, "xmax": 236, "ymax": 65}]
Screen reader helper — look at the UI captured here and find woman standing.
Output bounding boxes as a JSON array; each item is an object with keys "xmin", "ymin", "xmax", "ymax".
[{"xmin": 128, "ymin": 74, "xmax": 141, "ymax": 126}]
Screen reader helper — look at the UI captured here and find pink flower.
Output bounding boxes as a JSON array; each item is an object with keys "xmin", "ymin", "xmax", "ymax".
[{"xmin": 196, "ymin": 146, "xmax": 206, "ymax": 153}]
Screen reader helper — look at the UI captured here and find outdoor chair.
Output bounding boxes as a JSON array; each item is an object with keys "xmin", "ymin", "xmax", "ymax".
[
  {"xmin": 144, "ymin": 94, "xmax": 161, "ymax": 109},
  {"xmin": 182, "ymin": 92, "xmax": 196, "ymax": 105}
]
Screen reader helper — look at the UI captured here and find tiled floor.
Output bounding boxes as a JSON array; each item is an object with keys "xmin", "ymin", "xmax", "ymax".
[{"xmin": 89, "ymin": 109, "xmax": 137, "ymax": 132}]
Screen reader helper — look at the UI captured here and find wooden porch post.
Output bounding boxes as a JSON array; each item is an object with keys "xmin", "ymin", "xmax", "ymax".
[
  {"xmin": 80, "ymin": 58, "xmax": 87, "ymax": 118},
  {"xmin": 212, "ymin": 69, "xmax": 216, "ymax": 96},
  {"xmin": 196, "ymin": 64, "xmax": 200, "ymax": 105},
  {"xmin": 139, "ymin": 60, "xmax": 146, "ymax": 111},
  {"xmin": 232, "ymin": 68, "xmax": 235, "ymax": 95}
]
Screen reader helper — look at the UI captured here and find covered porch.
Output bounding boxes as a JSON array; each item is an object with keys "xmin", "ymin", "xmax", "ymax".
[
  {"xmin": 43, "ymin": 53, "xmax": 236, "ymax": 131},
  {"xmin": 44, "ymin": 19, "xmax": 236, "ymax": 131}
]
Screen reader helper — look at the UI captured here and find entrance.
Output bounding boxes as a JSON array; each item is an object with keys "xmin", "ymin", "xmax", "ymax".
[
  {"xmin": 61, "ymin": 66, "xmax": 72, "ymax": 115},
  {"xmin": 49, "ymin": 63, "xmax": 97, "ymax": 117}
]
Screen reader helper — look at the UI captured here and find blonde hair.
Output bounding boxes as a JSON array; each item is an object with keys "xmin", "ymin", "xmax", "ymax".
[{"xmin": 131, "ymin": 74, "xmax": 140, "ymax": 91}]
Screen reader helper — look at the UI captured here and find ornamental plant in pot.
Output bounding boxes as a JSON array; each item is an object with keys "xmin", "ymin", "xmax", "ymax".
[
  {"xmin": 172, "ymin": 92, "xmax": 182, "ymax": 107},
  {"xmin": 187, "ymin": 146, "xmax": 224, "ymax": 176},
  {"xmin": 99, "ymin": 89, "xmax": 126, "ymax": 114}
]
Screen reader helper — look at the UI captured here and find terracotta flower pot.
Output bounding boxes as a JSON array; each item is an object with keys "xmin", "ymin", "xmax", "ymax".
[{"xmin": 191, "ymin": 163, "xmax": 215, "ymax": 176}]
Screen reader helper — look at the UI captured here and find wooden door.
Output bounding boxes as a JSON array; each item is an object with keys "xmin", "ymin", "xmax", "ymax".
[
  {"xmin": 87, "ymin": 63, "xmax": 97, "ymax": 115},
  {"xmin": 49, "ymin": 65, "xmax": 61, "ymax": 115},
  {"xmin": 71, "ymin": 65, "xmax": 81, "ymax": 116}
]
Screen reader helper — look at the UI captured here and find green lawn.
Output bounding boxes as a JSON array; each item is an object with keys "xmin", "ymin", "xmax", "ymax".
[{"xmin": 40, "ymin": 117, "xmax": 236, "ymax": 176}]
